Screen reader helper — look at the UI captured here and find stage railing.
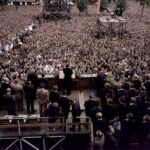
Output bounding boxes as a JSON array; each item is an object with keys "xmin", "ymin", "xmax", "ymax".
[{"xmin": 0, "ymin": 115, "xmax": 93, "ymax": 150}]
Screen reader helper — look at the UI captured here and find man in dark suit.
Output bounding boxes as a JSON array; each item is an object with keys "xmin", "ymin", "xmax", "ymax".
[
  {"xmin": 139, "ymin": 115, "xmax": 150, "ymax": 150},
  {"xmin": 24, "ymin": 81, "xmax": 36, "ymax": 114},
  {"xmin": 94, "ymin": 112, "xmax": 108, "ymax": 134},
  {"xmin": 63, "ymin": 64, "xmax": 73, "ymax": 95},
  {"xmin": 104, "ymin": 126, "xmax": 118, "ymax": 150},
  {"xmin": 84, "ymin": 93, "xmax": 96, "ymax": 124},
  {"xmin": 70, "ymin": 99, "xmax": 81, "ymax": 131},
  {"xmin": 115, "ymin": 96, "xmax": 128, "ymax": 120},
  {"xmin": 96, "ymin": 71, "xmax": 106, "ymax": 96},
  {"xmin": 90, "ymin": 100, "xmax": 102, "ymax": 123},
  {"xmin": 27, "ymin": 70, "xmax": 38, "ymax": 101},
  {"xmin": 48, "ymin": 102, "xmax": 60, "ymax": 124},
  {"xmin": 59, "ymin": 90, "xmax": 71, "ymax": 122},
  {"xmin": 1, "ymin": 78, "xmax": 11, "ymax": 96},
  {"xmin": 3, "ymin": 88, "xmax": 16, "ymax": 116},
  {"xmin": 119, "ymin": 113, "xmax": 135, "ymax": 150},
  {"xmin": 0, "ymin": 78, "xmax": 11, "ymax": 110},
  {"xmin": 49, "ymin": 85, "xmax": 60, "ymax": 103}
]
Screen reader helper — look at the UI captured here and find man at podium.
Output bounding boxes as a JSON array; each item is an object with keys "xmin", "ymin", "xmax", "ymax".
[{"xmin": 63, "ymin": 64, "xmax": 73, "ymax": 95}]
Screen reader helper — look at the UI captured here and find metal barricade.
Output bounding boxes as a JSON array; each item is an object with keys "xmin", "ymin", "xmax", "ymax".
[{"xmin": 0, "ymin": 116, "xmax": 93, "ymax": 150}]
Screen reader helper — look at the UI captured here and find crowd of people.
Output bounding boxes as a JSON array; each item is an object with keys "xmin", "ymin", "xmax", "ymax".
[
  {"xmin": 88, "ymin": 71, "xmax": 150, "ymax": 150},
  {"xmin": 1, "ymin": 65, "xmax": 150, "ymax": 150},
  {"xmin": 0, "ymin": 2, "xmax": 149, "ymax": 78},
  {"xmin": 0, "ymin": 1, "xmax": 150, "ymax": 150}
]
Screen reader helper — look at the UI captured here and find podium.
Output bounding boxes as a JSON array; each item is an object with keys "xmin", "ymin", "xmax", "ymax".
[
  {"xmin": 57, "ymin": 70, "xmax": 78, "ymax": 90},
  {"xmin": 59, "ymin": 70, "xmax": 75, "ymax": 79}
]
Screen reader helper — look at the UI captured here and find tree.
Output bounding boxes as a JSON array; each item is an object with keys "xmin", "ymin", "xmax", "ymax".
[
  {"xmin": 139, "ymin": 0, "xmax": 150, "ymax": 16},
  {"xmin": 77, "ymin": 0, "xmax": 88, "ymax": 14},
  {"xmin": 100, "ymin": 0, "xmax": 109, "ymax": 11},
  {"xmin": 0, "ymin": 0, "xmax": 8, "ymax": 11}
]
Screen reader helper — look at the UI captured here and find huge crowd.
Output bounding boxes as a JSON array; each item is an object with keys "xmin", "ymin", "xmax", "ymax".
[
  {"xmin": 0, "ymin": 1, "xmax": 150, "ymax": 150},
  {"xmin": 0, "ymin": 2, "xmax": 150, "ymax": 78}
]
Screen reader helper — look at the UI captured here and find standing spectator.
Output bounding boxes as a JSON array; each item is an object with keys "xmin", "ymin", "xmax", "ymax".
[
  {"xmin": 0, "ymin": 81, "xmax": 3, "ymax": 110},
  {"xmin": 132, "ymin": 75, "xmax": 141, "ymax": 91},
  {"xmin": 24, "ymin": 81, "xmax": 36, "ymax": 114},
  {"xmin": 94, "ymin": 112, "xmax": 108, "ymax": 134},
  {"xmin": 104, "ymin": 126, "xmax": 118, "ymax": 150},
  {"xmin": 96, "ymin": 71, "xmax": 106, "ymax": 97},
  {"xmin": 84, "ymin": 92, "xmax": 96, "ymax": 123},
  {"xmin": 59, "ymin": 90, "xmax": 71, "ymax": 122},
  {"xmin": 100, "ymin": 83, "xmax": 113, "ymax": 107},
  {"xmin": 1, "ymin": 78, "xmax": 11, "ymax": 110},
  {"xmin": 1, "ymin": 77, "xmax": 11, "ymax": 96},
  {"xmin": 144, "ymin": 75, "xmax": 150, "ymax": 97},
  {"xmin": 128, "ymin": 97, "xmax": 139, "ymax": 120},
  {"xmin": 27, "ymin": 70, "xmax": 38, "ymax": 102},
  {"xmin": 70, "ymin": 99, "xmax": 81, "ymax": 131},
  {"xmin": 112, "ymin": 116, "xmax": 121, "ymax": 142},
  {"xmin": 119, "ymin": 113, "xmax": 135, "ymax": 150},
  {"xmin": 63, "ymin": 64, "xmax": 73, "ymax": 95},
  {"xmin": 36, "ymin": 83, "xmax": 49, "ymax": 117},
  {"xmin": 11, "ymin": 79, "xmax": 24, "ymax": 111},
  {"xmin": 3, "ymin": 88, "xmax": 16, "ymax": 116},
  {"xmin": 92, "ymin": 130, "xmax": 105, "ymax": 150},
  {"xmin": 115, "ymin": 96, "xmax": 128, "ymax": 120},
  {"xmin": 103, "ymin": 94, "xmax": 115, "ymax": 121},
  {"xmin": 48, "ymin": 102, "xmax": 60, "ymax": 124},
  {"xmin": 17, "ymin": 73, "xmax": 26, "ymax": 87},
  {"xmin": 139, "ymin": 115, "xmax": 150, "ymax": 150},
  {"xmin": 90, "ymin": 100, "xmax": 103, "ymax": 123},
  {"xmin": 49, "ymin": 85, "xmax": 60, "ymax": 103}
]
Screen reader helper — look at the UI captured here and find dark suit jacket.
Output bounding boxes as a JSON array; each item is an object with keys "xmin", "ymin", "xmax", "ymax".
[
  {"xmin": 48, "ymin": 103, "xmax": 60, "ymax": 123},
  {"xmin": 59, "ymin": 96, "xmax": 71, "ymax": 117},
  {"xmin": 3, "ymin": 94, "xmax": 16, "ymax": 115},
  {"xmin": 72, "ymin": 101, "xmax": 81, "ymax": 117},
  {"xmin": 103, "ymin": 105, "xmax": 115, "ymax": 120},
  {"xmin": 104, "ymin": 133, "xmax": 118, "ymax": 150},
  {"xmin": 144, "ymin": 80, "xmax": 150, "ymax": 93},
  {"xmin": 133, "ymin": 79, "xmax": 141, "ymax": 91},
  {"xmin": 95, "ymin": 119, "xmax": 108, "ymax": 132},
  {"xmin": 63, "ymin": 67, "xmax": 73, "ymax": 80},
  {"xmin": 1, "ymin": 83, "xmax": 11, "ymax": 95},
  {"xmin": 24, "ymin": 84, "xmax": 35, "ymax": 101},
  {"xmin": 115, "ymin": 103, "xmax": 127, "ymax": 120},
  {"xmin": 84, "ymin": 99, "xmax": 95, "ymax": 116},
  {"xmin": 27, "ymin": 72, "xmax": 38, "ymax": 89},
  {"xmin": 49, "ymin": 91, "xmax": 60, "ymax": 103},
  {"xmin": 90, "ymin": 106, "xmax": 103, "ymax": 122}
]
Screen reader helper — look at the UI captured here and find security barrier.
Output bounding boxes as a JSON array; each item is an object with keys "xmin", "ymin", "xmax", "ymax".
[{"xmin": 0, "ymin": 116, "xmax": 93, "ymax": 150}]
